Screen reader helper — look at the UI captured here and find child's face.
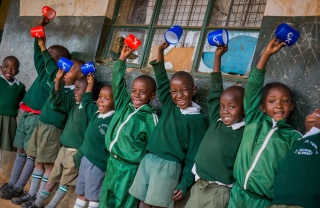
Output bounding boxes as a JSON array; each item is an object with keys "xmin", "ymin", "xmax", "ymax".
[
  {"xmin": 305, "ymin": 109, "xmax": 320, "ymax": 132},
  {"xmin": 261, "ymin": 86, "xmax": 294, "ymax": 122},
  {"xmin": 97, "ymin": 87, "xmax": 114, "ymax": 114},
  {"xmin": 170, "ymin": 77, "xmax": 196, "ymax": 109},
  {"xmin": 131, "ymin": 79, "xmax": 156, "ymax": 108},
  {"xmin": 48, "ymin": 47, "xmax": 61, "ymax": 64},
  {"xmin": 63, "ymin": 61, "xmax": 83, "ymax": 86},
  {"xmin": 220, "ymin": 91, "xmax": 244, "ymax": 126},
  {"xmin": 1, "ymin": 58, "xmax": 19, "ymax": 82},
  {"xmin": 73, "ymin": 80, "xmax": 87, "ymax": 103}
]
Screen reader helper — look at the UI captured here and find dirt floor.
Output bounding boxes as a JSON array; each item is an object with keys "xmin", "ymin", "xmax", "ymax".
[{"xmin": 0, "ymin": 198, "xmax": 20, "ymax": 207}]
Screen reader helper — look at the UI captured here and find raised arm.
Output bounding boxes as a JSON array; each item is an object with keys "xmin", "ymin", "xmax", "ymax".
[
  {"xmin": 82, "ymin": 73, "xmax": 98, "ymax": 119},
  {"xmin": 33, "ymin": 17, "xmax": 49, "ymax": 74},
  {"xmin": 208, "ymin": 46, "xmax": 228, "ymax": 123},
  {"xmin": 111, "ymin": 45, "xmax": 133, "ymax": 109}
]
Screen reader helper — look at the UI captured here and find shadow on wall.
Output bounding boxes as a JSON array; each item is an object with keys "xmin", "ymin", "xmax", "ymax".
[{"xmin": 0, "ymin": 30, "xmax": 2, "ymax": 43}]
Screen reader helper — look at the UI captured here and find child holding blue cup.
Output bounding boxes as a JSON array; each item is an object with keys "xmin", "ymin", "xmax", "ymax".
[
  {"xmin": 81, "ymin": 62, "xmax": 96, "ymax": 76},
  {"xmin": 57, "ymin": 57, "xmax": 73, "ymax": 73}
]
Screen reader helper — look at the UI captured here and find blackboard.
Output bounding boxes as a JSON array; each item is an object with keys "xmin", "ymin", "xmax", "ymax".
[{"xmin": 252, "ymin": 16, "xmax": 320, "ymax": 133}]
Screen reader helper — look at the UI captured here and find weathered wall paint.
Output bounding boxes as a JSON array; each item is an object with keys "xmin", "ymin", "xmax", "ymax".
[
  {"xmin": 0, "ymin": 0, "xmax": 11, "ymax": 30},
  {"xmin": 20, "ymin": 0, "xmax": 111, "ymax": 17},
  {"xmin": 265, "ymin": 0, "xmax": 320, "ymax": 16}
]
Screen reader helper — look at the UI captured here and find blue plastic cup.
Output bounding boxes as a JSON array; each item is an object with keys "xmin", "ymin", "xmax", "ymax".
[
  {"xmin": 164, "ymin": 25, "xmax": 183, "ymax": 45},
  {"xmin": 207, "ymin": 29, "xmax": 229, "ymax": 46},
  {"xmin": 81, "ymin": 62, "xmax": 96, "ymax": 76},
  {"xmin": 57, "ymin": 57, "xmax": 73, "ymax": 73},
  {"xmin": 275, "ymin": 23, "xmax": 300, "ymax": 46}
]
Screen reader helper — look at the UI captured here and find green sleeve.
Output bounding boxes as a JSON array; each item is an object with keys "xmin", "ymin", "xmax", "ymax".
[
  {"xmin": 244, "ymin": 67, "xmax": 265, "ymax": 124},
  {"xmin": 208, "ymin": 72, "xmax": 223, "ymax": 124},
  {"xmin": 112, "ymin": 60, "xmax": 130, "ymax": 109},
  {"xmin": 176, "ymin": 117, "xmax": 208, "ymax": 196},
  {"xmin": 150, "ymin": 60, "xmax": 171, "ymax": 106},
  {"xmin": 81, "ymin": 92, "xmax": 98, "ymax": 120},
  {"xmin": 42, "ymin": 50, "xmax": 58, "ymax": 82},
  {"xmin": 34, "ymin": 39, "xmax": 45, "ymax": 74},
  {"xmin": 145, "ymin": 111, "xmax": 158, "ymax": 139},
  {"xmin": 50, "ymin": 90, "xmax": 75, "ymax": 113},
  {"xmin": 18, "ymin": 83, "xmax": 26, "ymax": 103}
]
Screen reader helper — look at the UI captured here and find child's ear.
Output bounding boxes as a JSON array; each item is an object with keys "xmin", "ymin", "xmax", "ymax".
[
  {"xmin": 78, "ymin": 73, "xmax": 84, "ymax": 78},
  {"xmin": 150, "ymin": 92, "xmax": 156, "ymax": 100},
  {"xmin": 259, "ymin": 104, "xmax": 265, "ymax": 113},
  {"xmin": 15, "ymin": 70, "xmax": 19, "ymax": 75},
  {"xmin": 192, "ymin": 86, "xmax": 198, "ymax": 96},
  {"xmin": 290, "ymin": 104, "xmax": 294, "ymax": 111}
]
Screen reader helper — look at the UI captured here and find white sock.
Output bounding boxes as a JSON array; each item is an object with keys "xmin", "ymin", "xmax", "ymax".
[
  {"xmin": 88, "ymin": 201, "xmax": 99, "ymax": 208},
  {"xmin": 73, "ymin": 198, "xmax": 86, "ymax": 208}
]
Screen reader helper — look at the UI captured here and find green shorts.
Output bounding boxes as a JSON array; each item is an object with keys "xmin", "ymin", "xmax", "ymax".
[
  {"xmin": 26, "ymin": 121, "xmax": 62, "ymax": 163},
  {"xmin": 48, "ymin": 146, "xmax": 78, "ymax": 186},
  {"xmin": 13, "ymin": 111, "xmax": 40, "ymax": 150},
  {"xmin": 185, "ymin": 179, "xmax": 231, "ymax": 208},
  {"xmin": 0, "ymin": 115, "xmax": 17, "ymax": 151},
  {"xmin": 99, "ymin": 155, "xmax": 139, "ymax": 208},
  {"xmin": 129, "ymin": 153, "xmax": 181, "ymax": 207}
]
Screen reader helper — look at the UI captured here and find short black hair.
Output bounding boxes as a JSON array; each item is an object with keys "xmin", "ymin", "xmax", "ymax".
[
  {"xmin": 171, "ymin": 71, "xmax": 195, "ymax": 88},
  {"xmin": 75, "ymin": 76, "xmax": 88, "ymax": 86},
  {"xmin": 223, "ymin": 86, "xmax": 245, "ymax": 100},
  {"xmin": 134, "ymin": 75, "xmax": 156, "ymax": 93},
  {"xmin": 48, "ymin": 45, "xmax": 71, "ymax": 59},
  {"xmin": 3, "ymin": 56, "xmax": 20, "ymax": 69},
  {"xmin": 261, "ymin": 82, "xmax": 293, "ymax": 105}
]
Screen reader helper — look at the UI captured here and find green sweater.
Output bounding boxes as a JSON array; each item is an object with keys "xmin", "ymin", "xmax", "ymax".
[
  {"xmin": 39, "ymin": 83, "xmax": 74, "ymax": 129},
  {"xmin": 0, "ymin": 77, "xmax": 25, "ymax": 116},
  {"xmin": 147, "ymin": 60, "xmax": 208, "ymax": 196},
  {"xmin": 233, "ymin": 68, "xmax": 302, "ymax": 201},
  {"xmin": 50, "ymin": 90, "xmax": 88, "ymax": 148},
  {"xmin": 194, "ymin": 72, "xmax": 244, "ymax": 184},
  {"xmin": 273, "ymin": 130, "xmax": 320, "ymax": 208},
  {"xmin": 81, "ymin": 92, "xmax": 113, "ymax": 172},
  {"xmin": 105, "ymin": 60, "xmax": 158, "ymax": 164},
  {"xmin": 22, "ymin": 39, "xmax": 58, "ymax": 110}
]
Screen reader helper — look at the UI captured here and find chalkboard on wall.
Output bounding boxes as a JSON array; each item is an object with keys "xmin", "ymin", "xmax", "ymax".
[{"xmin": 251, "ymin": 16, "xmax": 320, "ymax": 133}]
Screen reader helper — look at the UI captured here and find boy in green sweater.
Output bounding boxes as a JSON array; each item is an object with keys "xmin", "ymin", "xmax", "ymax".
[
  {"xmin": 228, "ymin": 38, "xmax": 302, "ymax": 208},
  {"xmin": 271, "ymin": 109, "xmax": 320, "ymax": 208},
  {"xmin": 185, "ymin": 45, "xmax": 245, "ymax": 208},
  {"xmin": 99, "ymin": 45, "xmax": 158, "ymax": 208},
  {"xmin": 73, "ymin": 74, "xmax": 114, "ymax": 208},
  {"xmin": 28, "ymin": 73, "xmax": 89, "ymax": 208},
  {"xmin": 0, "ymin": 56, "xmax": 26, "ymax": 151},
  {"xmin": 129, "ymin": 41, "xmax": 208, "ymax": 207},
  {"xmin": 0, "ymin": 17, "xmax": 70, "ymax": 200}
]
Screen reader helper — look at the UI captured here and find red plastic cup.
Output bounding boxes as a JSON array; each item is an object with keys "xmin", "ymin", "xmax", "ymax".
[
  {"xmin": 124, "ymin": 34, "xmax": 142, "ymax": 50},
  {"xmin": 42, "ymin": 6, "xmax": 56, "ymax": 20},
  {"xmin": 30, "ymin": 26, "xmax": 46, "ymax": 38}
]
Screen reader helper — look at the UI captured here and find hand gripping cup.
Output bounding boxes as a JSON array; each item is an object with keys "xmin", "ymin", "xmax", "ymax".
[
  {"xmin": 124, "ymin": 34, "xmax": 142, "ymax": 50},
  {"xmin": 207, "ymin": 29, "xmax": 229, "ymax": 46},
  {"xmin": 81, "ymin": 62, "xmax": 96, "ymax": 76},
  {"xmin": 57, "ymin": 57, "xmax": 73, "ymax": 73},
  {"xmin": 30, "ymin": 26, "xmax": 46, "ymax": 38},
  {"xmin": 164, "ymin": 25, "xmax": 183, "ymax": 45},
  {"xmin": 275, "ymin": 23, "xmax": 300, "ymax": 46},
  {"xmin": 42, "ymin": 6, "xmax": 56, "ymax": 20}
]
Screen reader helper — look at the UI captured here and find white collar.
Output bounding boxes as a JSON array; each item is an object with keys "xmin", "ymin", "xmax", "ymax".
[
  {"xmin": 76, "ymin": 102, "xmax": 82, "ymax": 109},
  {"xmin": 64, "ymin": 85, "xmax": 75, "ymax": 90},
  {"xmin": 303, "ymin": 127, "xmax": 320, "ymax": 138},
  {"xmin": 1, "ymin": 75, "xmax": 19, "ymax": 86},
  {"xmin": 98, "ymin": 110, "xmax": 115, "ymax": 119},
  {"xmin": 179, "ymin": 101, "xmax": 201, "ymax": 115},
  {"xmin": 218, "ymin": 118, "xmax": 245, "ymax": 130}
]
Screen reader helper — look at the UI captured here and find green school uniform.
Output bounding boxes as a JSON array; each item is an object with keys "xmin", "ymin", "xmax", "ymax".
[
  {"xmin": 50, "ymin": 90, "xmax": 88, "ymax": 149},
  {"xmin": 147, "ymin": 60, "xmax": 208, "ymax": 196},
  {"xmin": 79, "ymin": 92, "xmax": 113, "ymax": 172},
  {"xmin": 0, "ymin": 76, "xmax": 26, "ymax": 151},
  {"xmin": 99, "ymin": 60, "xmax": 158, "ymax": 208},
  {"xmin": 272, "ymin": 129, "xmax": 320, "ymax": 208},
  {"xmin": 228, "ymin": 68, "xmax": 302, "ymax": 208}
]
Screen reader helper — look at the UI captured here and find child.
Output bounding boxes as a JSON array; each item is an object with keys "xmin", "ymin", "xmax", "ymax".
[
  {"xmin": 0, "ymin": 56, "xmax": 26, "ymax": 151},
  {"xmin": 129, "ymin": 41, "xmax": 208, "ymax": 207},
  {"xmin": 99, "ymin": 45, "xmax": 158, "ymax": 208},
  {"xmin": 185, "ymin": 45, "xmax": 245, "ymax": 208},
  {"xmin": 12, "ymin": 59, "xmax": 85, "ymax": 207},
  {"xmin": 29, "ymin": 74, "xmax": 89, "ymax": 208},
  {"xmin": 73, "ymin": 74, "xmax": 114, "ymax": 208},
  {"xmin": 0, "ymin": 17, "xmax": 70, "ymax": 200},
  {"xmin": 271, "ymin": 109, "xmax": 320, "ymax": 208},
  {"xmin": 228, "ymin": 38, "xmax": 302, "ymax": 208}
]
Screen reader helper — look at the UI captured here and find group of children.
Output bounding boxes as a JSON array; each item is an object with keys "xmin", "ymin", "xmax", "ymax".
[{"xmin": 0, "ymin": 16, "xmax": 319, "ymax": 208}]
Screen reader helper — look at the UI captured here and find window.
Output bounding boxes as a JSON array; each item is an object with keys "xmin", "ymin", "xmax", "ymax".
[{"xmin": 101, "ymin": 0, "xmax": 266, "ymax": 75}]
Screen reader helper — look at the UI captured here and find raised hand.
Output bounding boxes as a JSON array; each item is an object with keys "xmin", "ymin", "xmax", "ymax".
[
  {"xmin": 119, "ymin": 44, "xmax": 134, "ymax": 61},
  {"xmin": 215, "ymin": 45, "xmax": 228, "ymax": 57}
]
